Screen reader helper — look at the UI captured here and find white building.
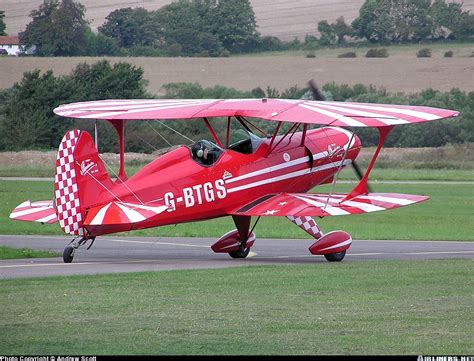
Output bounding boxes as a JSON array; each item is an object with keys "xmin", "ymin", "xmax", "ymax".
[{"xmin": 0, "ymin": 35, "xmax": 36, "ymax": 56}]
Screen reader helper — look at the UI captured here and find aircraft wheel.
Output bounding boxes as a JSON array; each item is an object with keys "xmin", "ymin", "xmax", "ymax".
[
  {"xmin": 63, "ymin": 246, "xmax": 75, "ymax": 263},
  {"xmin": 324, "ymin": 251, "xmax": 346, "ymax": 262},
  {"xmin": 229, "ymin": 246, "xmax": 250, "ymax": 259}
]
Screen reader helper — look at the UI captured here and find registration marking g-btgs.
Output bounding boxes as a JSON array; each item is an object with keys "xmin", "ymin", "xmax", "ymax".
[{"xmin": 164, "ymin": 179, "xmax": 227, "ymax": 211}]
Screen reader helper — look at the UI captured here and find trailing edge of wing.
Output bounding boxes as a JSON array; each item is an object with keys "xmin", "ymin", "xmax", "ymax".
[
  {"xmin": 53, "ymin": 99, "xmax": 459, "ymax": 128},
  {"xmin": 229, "ymin": 192, "xmax": 429, "ymax": 217}
]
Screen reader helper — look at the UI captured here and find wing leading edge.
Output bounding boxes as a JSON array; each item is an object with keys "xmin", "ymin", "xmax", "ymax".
[{"xmin": 229, "ymin": 192, "xmax": 429, "ymax": 217}]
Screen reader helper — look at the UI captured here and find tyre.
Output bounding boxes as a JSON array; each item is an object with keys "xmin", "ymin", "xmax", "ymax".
[
  {"xmin": 63, "ymin": 246, "xmax": 75, "ymax": 263},
  {"xmin": 229, "ymin": 246, "xmax": 250, "ymax": 259},
  {"xmin": 324, "ymin": 251, "xmax": 346, "ymax": 262}
]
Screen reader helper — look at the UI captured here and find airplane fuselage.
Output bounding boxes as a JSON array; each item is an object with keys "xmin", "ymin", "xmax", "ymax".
[{"xmin": 85, "ymin": 127, "xmax": 361, "ymax": 235}]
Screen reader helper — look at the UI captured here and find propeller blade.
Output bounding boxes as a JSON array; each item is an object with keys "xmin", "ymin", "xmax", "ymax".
[
  {"xmin": 308, "ymin": 79, "xmax": 325, "ymax": 101},
  {"xmin": 352, "ymin": 161, "xmax": 373, "ymax": 193}
]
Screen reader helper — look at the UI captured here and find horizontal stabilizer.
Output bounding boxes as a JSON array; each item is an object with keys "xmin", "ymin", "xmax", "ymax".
[
  {"xmin": 10, "ymin": 200, "xmax": 57, "ymax": 224},
  {"xmin": 84, "ymin": 201, "xmax": 169, "ymax": 227},
  {"xmin": 230, "ymin": 192, "xmax": 429, "ymax": 217}
]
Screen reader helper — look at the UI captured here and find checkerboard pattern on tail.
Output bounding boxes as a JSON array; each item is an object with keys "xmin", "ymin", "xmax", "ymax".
[{"xmin": 54, "ymin": 129, "xmax": 84, "ymax": 236}]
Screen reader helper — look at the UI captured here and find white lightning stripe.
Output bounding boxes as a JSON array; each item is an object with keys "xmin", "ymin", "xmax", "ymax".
[
  {"xmin": 57, "ymin": 99, "xmax": 214, "ymax": 112},
  {"xmin": 293, "ymin": 195, "xmax": 350, "ymax": 215},
  {"xmin": 116, "ymin": 203, "xmax": 145, "ymax": 223},
  {"xmin": 313, "ymin": 103, "xmax": 410, "ymax": 125},
  {"xmin": 226, "ymin": 150, "xmax": 327, "ymax": 184},
  {"xmin": 227, "ymin": 160, "xmax": 351, "ymax": 193},
  {"xmin": 61, "ymin": 101, "xmax": 217, "ymax": 119},
  {"xmin": 356, "ymin": 195, "xmax": 416, "ymax": 205},
  {"xmin": 30, "ymin": 201, "xmax": 54, "ymax": 207},
  {"xmin": 227, "ymin": 127, "xmax": 355, "ymax": 185},
  {"xmin": 35, "ymin": 213, "xmax": 58, "ymax": 223},
  {"xmin": 299, "ymin": 104, "xmax": 367, "ymax": 127},
  {"xmin": 307, "ymin": 196, "xmax": 386, "ymax": 212},
  {"xmin": 89, "ymin": 202, "xmax": 113, "ymax": 225},
  {"xmin": 330, "ymin": 102, "xmax": 440, "ymax": 120},
  {"xmin": 10, "ymin": 207, "xmax": 52, "ymax": 219},
  {"xmin": 122, "ymin": 202, "xmax": 168, "ymax": 213},
  {"xmin": 319, "ymin": 239, "xmax": 353, "ymax": 251}
]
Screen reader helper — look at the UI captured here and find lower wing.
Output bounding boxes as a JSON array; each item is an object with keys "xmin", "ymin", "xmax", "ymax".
[{"xmin": 229, "ymin": 192, "xmax": 429, "ymax": 217}]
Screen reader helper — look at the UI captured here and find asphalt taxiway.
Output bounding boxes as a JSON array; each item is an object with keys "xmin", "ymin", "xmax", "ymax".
[{"xmin": 0, "ymin": 235, "xmax": 472, "ymax": 279}]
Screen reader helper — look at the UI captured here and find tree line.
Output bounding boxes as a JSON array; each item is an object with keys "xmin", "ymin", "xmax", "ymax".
[
  {"xmin": 16, "ymin": 0, "xmax": 259, "ymax": 57},
  {"xmin": 1, "ymin": 0, "xmax": 472, "ymax": 57},
  {"xmin": 319, "ymin": 0, "xmax": 474, "ymax": 45},
  {"xmin": 0, "ymin": 60, "xmax": 471, "ymax": 152}
]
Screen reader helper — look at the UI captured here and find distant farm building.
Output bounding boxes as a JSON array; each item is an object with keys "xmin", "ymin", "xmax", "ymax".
[{"xmin": 0, "ymin": 36, "xmax": 36, "ymax": 56}]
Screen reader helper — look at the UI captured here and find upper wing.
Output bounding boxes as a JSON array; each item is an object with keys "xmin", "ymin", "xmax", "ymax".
[
  {"xmin": 53, "ymin": 99, "xmax": 458, "ymax": 128},
  {"xmin": 10, "ymin": 200, "xmax": 57, "ymax": 224},
  {"xmin": 228, "ymin": 192, "xmax": 429, "ymax": 217}
]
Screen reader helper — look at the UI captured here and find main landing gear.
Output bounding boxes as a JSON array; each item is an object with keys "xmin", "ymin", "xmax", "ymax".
[
  {"xmin": 211, "ymin": 215, "xmax": 256, "ymax": 259},
  {"xmin": 63, "ymin": 236, "xmax": 96, "ymax": 263},
  {"xmin": 212, "ymin": 215, "xmax": 351, "ymax": 262},
  {"xmin": 287, "ymin": 216, "xmax": 352, "ymax": 262}
]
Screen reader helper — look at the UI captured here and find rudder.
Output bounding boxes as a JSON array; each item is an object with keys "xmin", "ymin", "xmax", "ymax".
[{"xmin": 54, "ymin": 129, "xmax": 113, "ymax": 235}]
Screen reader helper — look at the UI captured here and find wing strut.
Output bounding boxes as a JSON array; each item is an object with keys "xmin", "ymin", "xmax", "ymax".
[
  {"xmin": 267, "ymin": 122, "xmax": 301, "ymax": 155},
  {"xmin": 343, "ymin": 126, "xmax": 393, "ymax": 201},
  {"xmin": 203, "ymin": 117, "xmax": 223, "ymax": 148},
  {"xmin": 109, "ymin": 120, "xmax": 127, "ymax": 182}
]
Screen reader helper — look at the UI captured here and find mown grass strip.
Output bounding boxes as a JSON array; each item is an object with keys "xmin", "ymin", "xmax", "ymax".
[
  {"xmin": 1, "ymin": 180, "xmax": 472, "ymax": 241},
  {"xmin": 0, "ymin": 259, "xmax": 472, "ymax": 355},
  {"xmin": 0, "ymin": 245, "xmax": 60, "ymax": 259}
]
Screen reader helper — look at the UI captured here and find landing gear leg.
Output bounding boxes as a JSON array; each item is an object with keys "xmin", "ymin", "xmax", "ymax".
[
  {"xmin": 211, "ymin": 216, "xmax": 256, "ymax": 259},
  {"xmin": 228, "ymin": 215, "xmax": 253, "ymax": 259},
  {"xmin": 63, "ymin": 236, "xmax": 96, "ymax": 263}
]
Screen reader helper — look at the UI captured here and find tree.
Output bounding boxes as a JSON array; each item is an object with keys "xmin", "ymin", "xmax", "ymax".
[
  {"xmin": 352, "ymin": 0, "xmax": 394, "ymax": 42},
  {"xmin": 0, "ymin": 70, "xmax": 75, "ymax": 150},
  {"xmin": 0, "ymin": 60, "xmax": 151, "ymax": 151},
  {"xmin": 352, "ymin": 0, "xmax": 431, "ymax": 42},
  {"xmin": 19, "ymin": 0, "xmax": 89, "ymax": 56},
  {"xmin": 154, "ymin": 1, "xmax": 222, "ymax": 56},
  {"xmin": 444, "ymin": 3, "xmax": 474, "ymax": 39},
  {"xmin": 98, "ymin": 7, "xmax": 158, "ymax": 48},
  {"xmin": 84, "ymin": 28, "xmax": 122, "ymax": 56},
  {"xmin": 0, "ymin": 10, "xmax": 6, "ymax": 35},
  {"xmin": 332, "ymin": 16, "xmax": 353, "ymax": 44},
  {"xmin": 209, "ymin": 0, "xmax": 260, "ymax": 52},
  {"xmin": 318, "ymin": 20, "xmax": 337, "ymax": 45}
]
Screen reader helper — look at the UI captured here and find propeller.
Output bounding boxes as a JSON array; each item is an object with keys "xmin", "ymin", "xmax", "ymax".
[{"xmin": 307, "ymin": 79, "xmax": 372, "ymax": 192}]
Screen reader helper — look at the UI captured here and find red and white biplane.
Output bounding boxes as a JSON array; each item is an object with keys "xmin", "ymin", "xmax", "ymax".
[{"xmin": 10, "ymin": 83, "xmax": 459, "ymax": 263}]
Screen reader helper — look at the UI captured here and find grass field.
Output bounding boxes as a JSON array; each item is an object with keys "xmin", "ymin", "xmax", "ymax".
[
  {"xmin": 0, "ymin": 245, "xmax": 59, "ymax": 259},
  {"xmin": 1, "ymin": 179, "xmax": 473, "ymax": 241},
  {"xmin": 2, "ymin": 53, "xmax": 474, "ymax": 95},
  {"xmin": 0, "ymin": 260, "xmax": 472, "ymax": 355}
]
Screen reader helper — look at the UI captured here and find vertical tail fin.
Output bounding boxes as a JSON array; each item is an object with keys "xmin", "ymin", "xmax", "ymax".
[{"xmin": 54, "ymin": 130, "xmax": 113, "ymax": 236}]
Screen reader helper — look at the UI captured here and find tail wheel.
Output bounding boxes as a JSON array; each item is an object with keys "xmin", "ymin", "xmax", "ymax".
[
  {"xmin": 324, "ymin": 251, "xmax": 346, "ymax": 262},
  {"xmin": 63, "ymin": 246, "xmax": 75, "ymax": 263}
]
